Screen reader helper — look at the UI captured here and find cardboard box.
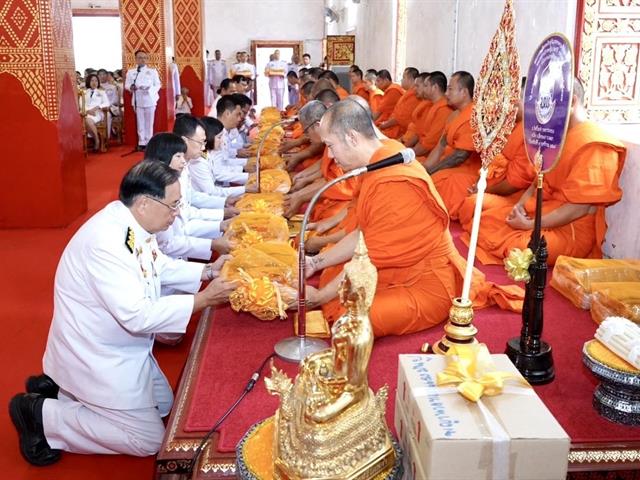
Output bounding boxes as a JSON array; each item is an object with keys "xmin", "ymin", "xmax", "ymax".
[
  {"xmin": 394, "ymin": 397, "xmax": 427, "ymax": 480},
  {"xmin": 396, "ymin": 354, "xmax": 570, "ymax": 480}
]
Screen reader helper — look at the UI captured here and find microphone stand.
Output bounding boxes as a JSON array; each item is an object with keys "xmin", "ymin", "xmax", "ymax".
[
  {"xmin": 255, "ymin": 118, "xmax": 295, "ymax": 191},
  {"xmin": 122, "ymin": 66, "xmax": 142, "ymax": 157},
  {"xmin": 274, "ymin": 167, "xmax": 365, "ymax": 363}
]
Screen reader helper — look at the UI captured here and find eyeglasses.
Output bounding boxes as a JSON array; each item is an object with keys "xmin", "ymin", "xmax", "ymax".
[
  {"xmin": 186, "ymin": 136, "xmax": 207, "ymax": 147},
  {"xmin": 303, "ymin": 121, "xmax": 318, "ymax": 134},
  {"xmin": 144, "ymin": 195, "xmax": 183, "ymax": 212}
]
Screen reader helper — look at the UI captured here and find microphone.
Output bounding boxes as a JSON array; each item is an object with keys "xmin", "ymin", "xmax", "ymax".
[
  {"xmin": 137, "ymin": 65, "xmax": 142, "ymax": 73},
  {"xmin": 273, "ymin": 147, "xmax": 414, "ymax": 363},
  {"xmin": 365, "ymin": 148, "xmax": 415, "ymax": 172}
]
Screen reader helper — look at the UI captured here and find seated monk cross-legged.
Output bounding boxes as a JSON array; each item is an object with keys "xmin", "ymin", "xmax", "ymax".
[
  {"xmin": 298, "ymin": 100, "xmax": 497, "ymax": 337},
  {"xmin": 371, "ymin": 69, "xmax": 405, "ymax": 126},
  {"xmin": 413, "ymin": 71, "xmax": 454, "ymax": 161},
  {"xmin": 424, "ymin": 71, "xmax": 480, "ymax": 219},
  {"xmin": 474, "ymin": 78, "xmax": 627, "ymax": 266},
  {"xmin": 400, "ymin": 72, "xmax": 432, "ymax": 148},
  {"xmin": 378, "ymin": 67, "xmax": 421, "ymax": 139}
]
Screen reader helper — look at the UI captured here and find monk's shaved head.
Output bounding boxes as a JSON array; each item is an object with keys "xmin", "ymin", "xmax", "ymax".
[
  {"xmin": 310, "ymin": 78, "xmax": 335, "ymax": 99},
  {"xmin": 364, "ymin": 71, "xmax": 377, "ymax": 83},
  {"xmin": 299, "ymin": 100, "xmax": 327, "ymax": 129},
  {"xmin": 426, "ymin": 71, "xmax": 447, "ymax": 93},
  {"xmin": 323, "ymin": 100, "xmax": 376, "ymax": 139},
  {"xmin": 351, "ymin": 68, "xmax": 363, "ymax": 80},
  {"xmin": 404, "ymin": 67, "xmax": 419, "ymax": 80},
  {"xmin": 316, "ymin": 88, "xmax": 340, "ymax": 107},
  {"xmin": 418, "ymin": 72, "xmax": 430, "ymax": 83},
  {"xmin": 345, "ymin": 94, "xmax": 372, "ymax": 116},
  {"xmin": 300, "ymin": 80, "xmax": 316, "ymax": 97},
  {"xmin": 319, "ymin": 70, "xmax": 340, "ymax": 85},
  {"xmin": 309, "ymin": 67, "xmax": 324, "ymax": 80},
  {"xmin": 377, "ymin": 69, "xmax": 392, "ymax": 82},
  {"xmin": 452, "ymin": 71, "xmax": 475, "ymax": 99}
]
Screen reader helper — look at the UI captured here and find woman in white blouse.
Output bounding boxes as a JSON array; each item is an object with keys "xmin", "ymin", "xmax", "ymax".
[{"xmin": 82, "ymin": 74, "xmax": 110, "ymax": 151}]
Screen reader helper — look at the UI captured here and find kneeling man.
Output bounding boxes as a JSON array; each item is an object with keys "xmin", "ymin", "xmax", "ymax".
[{"xmin": 9, "ymin": 161, "xmax": 236, "ymax": 465}]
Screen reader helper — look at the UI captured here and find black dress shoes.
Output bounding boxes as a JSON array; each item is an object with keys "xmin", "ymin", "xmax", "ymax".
[
  {"xmin": 9, "ymin": 393, "xmax": 61, "ymax": 466},
  {"xmin": 26, "ymin": 374, "xmax": 59, "ymax": 399}
]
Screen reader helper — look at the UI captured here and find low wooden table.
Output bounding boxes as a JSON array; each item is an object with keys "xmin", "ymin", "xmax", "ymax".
[{"xmin": 157, "ymin": 306, "xmax": 640, "ymax": 480}]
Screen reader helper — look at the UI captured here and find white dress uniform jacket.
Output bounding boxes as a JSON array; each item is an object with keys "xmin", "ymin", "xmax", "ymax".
[
  {"xmin": 124, "ymin": 65, "xmax": 161, "ymax": 108},
  {"xmin": 189, "ymin": 152, "xmax": 246, "ymax": 197},
  {"xmin": 43, "ymin": 201, "xmax": 203, "ymax": 410},
  {"xmin": 230, "ymin": 62, "xmax": 256, "ymax": 79},
  {"xmin": 83, "ymin": 88, "xmax": 110, "ymax": 124}
]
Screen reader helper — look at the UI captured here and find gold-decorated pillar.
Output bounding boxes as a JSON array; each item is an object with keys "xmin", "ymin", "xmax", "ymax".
[{"xmin": 173, "ymin": 0, "xmax": 206, "ymax": 116}]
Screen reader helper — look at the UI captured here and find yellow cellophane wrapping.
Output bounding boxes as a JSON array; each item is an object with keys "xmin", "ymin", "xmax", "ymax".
[
  {"xmin": 236, "ymin": 193, "xmax": 285, "ymax": 216},
  {"xmin": 246, "ymin": 154, "xmax": 286, "ymax": 171},
  {"xmin": 589, "ymin": 282, "xmax": 640, "ymax": 325},
  {"xmin": 550, "ymin": 256, "xmax": 640, "ymax": 309},
  {"xmin": 259, "ymin": 107, "xmax": 281, "ymax": 125},
  {"xmin": 221, "ymin": 241, "xmax": 297, "ymax": 285},
  {"xmin": 226, "ymin": 212, "xmax": 289, "ymax": 249},
  {"xmin": 228, "ymin": 269, "xmax": 297, "ymax": 321},
  {"xmin": 246, "ymin": 169, "xmax": 292, "ymax": 194}
]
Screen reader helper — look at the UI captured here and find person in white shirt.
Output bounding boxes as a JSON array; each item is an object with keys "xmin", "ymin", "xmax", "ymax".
[
  {"xmin": 144, "ymin": 132, "xmax": 232, "ymax": 260},
  {"xmin": 193, "ymin": 116, "xmax": 252, "ymax": 199},
  {"xmin": 175, "ymin": 87, "xmax": 193, "ymax": 115},
  {"xmin": 287, "ymin": 71, "xmax": 300, "ymax": 108},
  {"xmin": 207, "ymin": 78, "xmax": 238, "ymax": 117},
  {"xmin": 231, "ymin": 51, "xmax": 256, "ymax": 99},
  {"xmin": 207, "ymin": 49, "xmax": 227, "ymax": 103},
  {"xmin": 124, "ymin": 49, "xmax": 161, "ymax": 150},
  {"xmin": 265, "ymin": 49, "xmax": 288, "ymax": 110},
  {"xmin": 9, "ymin": 161, "xmax": 236, "ymax": 465},
  {"xmin": 81, "ymin": 74, "xmax": 110, "ymax": 152},
  {"xmin": 302, "ymin": 53, "xmax": 312, "ymax": 68},
  {"xmin": 215, "ymin": 96, "xmax": 252, "ymax": 185},
  {"xmin": 170, "ymin": 57, "xmax": 181, "ymax": 105}
]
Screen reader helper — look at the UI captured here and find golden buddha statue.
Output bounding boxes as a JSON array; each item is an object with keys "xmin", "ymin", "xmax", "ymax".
[{"xmin": 266, "ymin": 234, "xmax": 395, "ymax": 480}]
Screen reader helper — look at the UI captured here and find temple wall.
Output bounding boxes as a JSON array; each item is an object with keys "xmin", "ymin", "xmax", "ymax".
[{"xmin": 203, "ymin": 0, "xmax": 325, "ymax": 66}]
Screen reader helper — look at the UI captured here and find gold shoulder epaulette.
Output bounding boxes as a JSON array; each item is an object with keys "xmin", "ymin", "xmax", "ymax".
[{"xmin": 125, "ymin": 227, "xmax": 135, "ymax": 253}]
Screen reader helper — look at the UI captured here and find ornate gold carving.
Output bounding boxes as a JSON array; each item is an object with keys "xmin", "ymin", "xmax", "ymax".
[
  {"xmin": 121, "ymin": 0, "xmax": 167, "ymax": 85},
  {"xmin": 578, "ymin": 0, "xmax": 640, "ymax": 123},
  {"xmin": 568, "ymin": 448, "xmax": 640, "ymax": 463},
  {"xmin": 0, "ymin": 0, "xmax": 75, "ymax": 121},
  {"xmin": 471, "ymin": 0, "xmax": 521, "ymax": 167},
  {"xmin": 173, "ymin": 0, "xmax": 203, "ymax": 81},
  {"xmin": 326, "ymin": 35, "xmax": 355, "ymax": 66},
  {"xmin": 265, "ymin": 234, "xmax": 395, "ymax": 479}
]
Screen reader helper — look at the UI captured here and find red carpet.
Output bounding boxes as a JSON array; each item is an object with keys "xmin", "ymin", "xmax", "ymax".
[
  {"xmin": 184, "ymin": 225, "xmax": 640, "ymax": 453},
  {"xmin": 0, "ymin": 147, "xmax": 200, "ymax": 480}
]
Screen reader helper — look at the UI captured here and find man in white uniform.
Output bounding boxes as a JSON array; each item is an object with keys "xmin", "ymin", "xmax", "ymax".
[
  {"xmin": 215, "ymin": 96, "xmax": 251, "ymax": 185},
  {"xmin": 230, "ymin": 51, "xmax": 256, "ymax": 99},
  {"xmin": 9, "ymin": 161, "xmax": 236, "ymax": 465},
  {"xmin": 207, "ymin": 49, "xmax": 227, "ymax": 103},
  {"xmin": 265, "ymin": 49, "xmax": 288, "ymax": 110},
  {"xmin": 125, "ymin": 50, "xmax": 161, "ymax": 151}
]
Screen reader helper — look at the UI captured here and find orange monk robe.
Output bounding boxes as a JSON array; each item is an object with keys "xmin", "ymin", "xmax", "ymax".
[
  {"xmin": 474, "ymin": 121, "xmax": 626, "ymax": 266},
  {"xmin": 458, "ymin": 121, "xmax": 535, "ymax": 231},
  {"xmin": 380, "ymin": 88, "xmax": 421, "ymax": 139},
  {"xmin": 319, "ymin": 140, "xmax": 523, "ymax": 336},
  {"xmin": 417, "ymin": 97, "xmax": 454, "ymax": 155},
  {"xmin": 310, "ymin": 147, "xmax": 357, "ymax": 222},
  {"xmin": 373, "ymin": 83, "xmax": 405, "ymax": 126},
  {"xmin": 352, "ymin": 83, "xmax": 369, "ymax": 102},
  {"xmin": 430, "ymin": 102, "xmax": 480, "ymax": 219},
  {"xmin": 400, "ymin": 100, "xmax": 432, "ymax": 144},
  {"xmin": 368, "ymin": 87, "xmax": 384, "ymax": 114},
  {"xmin": 289, "ymin": 122, "xmax": 304, "ymax": 140},
  {"xmin": 336, "ymin": 85, "xmax": 349, "ymax": 100}
]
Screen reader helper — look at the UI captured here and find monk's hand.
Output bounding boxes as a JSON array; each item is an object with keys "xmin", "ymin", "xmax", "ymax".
[
  {"xmin": 283, "ymin": 193, "xmax": 303, "ymax": 218},
  {"xmin": 304, "ymin": 235, "xmax": 325, "ymax": 254},
  {"xmin": 223, "ymin": 206, "xmax": 239, "ymax": 219},
  {"xmin": 279, "ymin": 141, "xmax": 293, "ymax": 154},
  {"xmin": 287, "ymin": 285, "xmax": 322, "ymax": 310},
  {"xmin": 468, "ymin": 183, "xmax": 478, "ymax": 194},
  {"xmin": 506, "ymin": 204, "xmax": 533, "ymax": 230},
  {"xmin": 225, "ymin": 195, "xmax": 241, "ymax": 207}
]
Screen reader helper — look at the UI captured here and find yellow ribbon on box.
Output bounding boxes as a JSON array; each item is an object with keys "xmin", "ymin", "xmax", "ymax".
[{"xmin": 436, "ymin": 344, "xmax": 528, "ymax": 402}]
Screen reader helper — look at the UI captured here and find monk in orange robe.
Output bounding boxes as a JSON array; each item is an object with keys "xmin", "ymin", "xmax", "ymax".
[
  {"xmin": 457, "ymin": 110, "xmax": 536, "ymax": 232},
  {"xmin": 412, "ymin": 71, "xmax": 454, "ymax": 161},
  {"xmin": 473, "ymin": 80, "xmax": 626, "ymax": 265},
  {"xmin": 401, "ymin": 73, "xmax": 432, "ymax": 147},
  {"xmin": 379, "ymin": 67, "xmax": 421, "ymax": 138},
  {"xmin": 298, "ymin": 101, "xmax": 523, "ymax": 337},
  {"xmin": 363, "ymin": 71, "xmax": 384, "ymax": 112},
  {"xmin": 350, "ymin": 68, "xmax": 368, "ymax": 102},
  {"xmin": 424, "ymin": 71, "xmax": 480, "ymax": 219},
  {"xmin": 319, "ymin": 70, "xmax": 349, "ymax": 99},
  {"xmin": 372, "ymin": 69, "xmax": 405, "ymax": 125}
]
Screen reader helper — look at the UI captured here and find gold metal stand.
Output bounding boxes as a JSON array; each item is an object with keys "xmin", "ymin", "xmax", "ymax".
[{"xmin": 432, "ymin": 297, "xmax": 478, "ymax": 354}]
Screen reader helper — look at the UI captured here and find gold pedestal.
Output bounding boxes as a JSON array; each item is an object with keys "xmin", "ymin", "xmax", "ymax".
[{"xmin": 432, "ymin": 297, "xmax": 478, "ymax": 354}]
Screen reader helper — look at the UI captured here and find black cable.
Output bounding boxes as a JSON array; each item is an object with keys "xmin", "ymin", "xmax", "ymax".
[{"xmin": 186, "ymin": 353, "xmax": 276, "ymax": 476}]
